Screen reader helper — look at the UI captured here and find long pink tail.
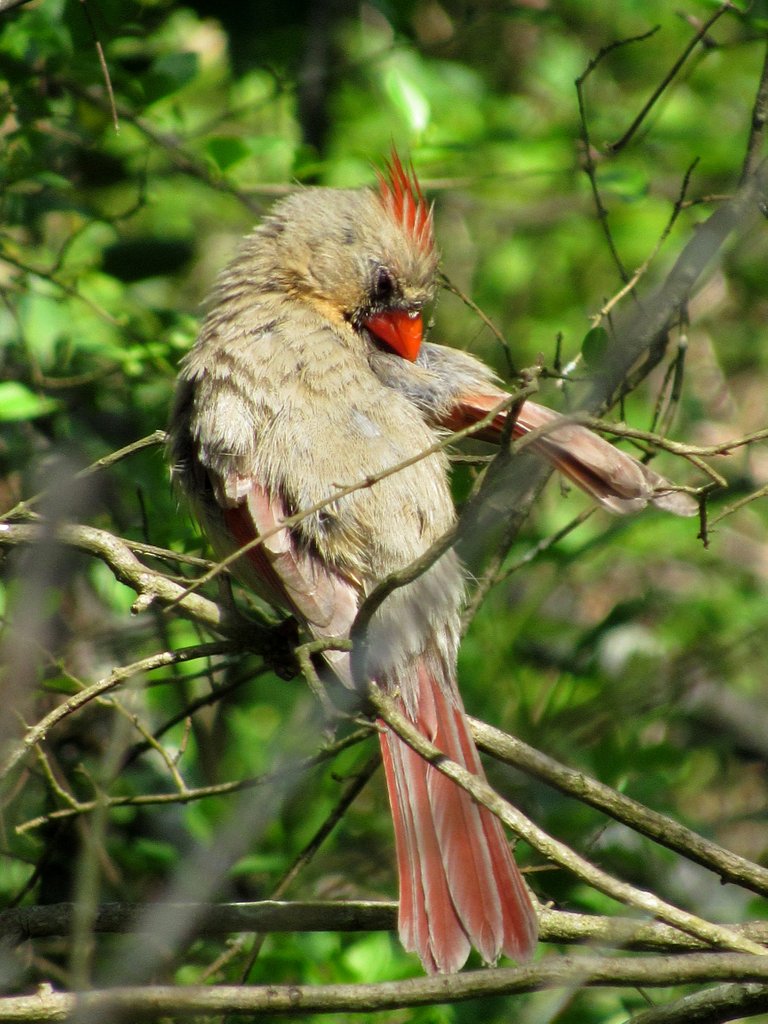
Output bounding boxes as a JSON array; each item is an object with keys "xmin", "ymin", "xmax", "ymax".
[{"xmin": 379, "ymin": 663, "xmax": 537, "ymax": 974}]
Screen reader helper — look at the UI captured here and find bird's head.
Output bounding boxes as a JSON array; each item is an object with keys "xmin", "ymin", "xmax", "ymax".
[{"xmin": 255, "ymin": 153, "xmax": 438, "ymax": 361}]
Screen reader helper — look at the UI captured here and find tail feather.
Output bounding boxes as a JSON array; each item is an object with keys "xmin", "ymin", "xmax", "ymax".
[
  {"xmin": 445, "ymin": 683, "xmax": 537, "ymax": 963},
  {"xmin": 379, "ymin": 663, "xmax": 538, "ymax": 974},
  {"xmin": 381, "ymin": 726, "xmax": 471, "ymax": 972},
  {"xmin": 420, "ymin": 669, "xmax": 506, "ymax": 962}
]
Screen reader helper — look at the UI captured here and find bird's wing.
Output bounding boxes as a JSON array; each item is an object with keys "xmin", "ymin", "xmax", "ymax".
[
  {"xmin": 368, "ymin": 343, "xmax": 696, "ymax": 517},
  {"xmin": 441, "ymin": 388, "xmax": 697, "ymax": 516},
  {"xmin": 178, "ymin": 434, "xmax": 360, "ymax": 681},
  {"xmin": 217, "ymin": 481, "xmax": 360, "ymax": 681}
]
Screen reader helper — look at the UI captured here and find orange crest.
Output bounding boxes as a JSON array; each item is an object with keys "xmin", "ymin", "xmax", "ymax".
[{"xmin": 376, "ymin": 149, "xmax": 434, "ymax": 254}]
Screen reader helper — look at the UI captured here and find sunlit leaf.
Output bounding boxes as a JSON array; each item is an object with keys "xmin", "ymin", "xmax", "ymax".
[{"xmin": 0, "ymin": 381, "xmax": 59, "ymax": 421}]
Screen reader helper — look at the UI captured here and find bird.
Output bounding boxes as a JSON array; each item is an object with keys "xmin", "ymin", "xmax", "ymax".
[{"xmin": 168, "ymin": 152, "xmax": 695, "ymax": 975}]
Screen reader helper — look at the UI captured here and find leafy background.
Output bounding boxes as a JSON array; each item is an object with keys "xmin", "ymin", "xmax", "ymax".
[{"xmin": 1, "ymin": 0, "xmax": 767, "ymax": 1021}]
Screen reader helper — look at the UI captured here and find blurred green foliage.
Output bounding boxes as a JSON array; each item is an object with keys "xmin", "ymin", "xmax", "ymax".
[{"xmin": 1, "ymin": 0, "xmax": 767, "ymax": 1020}]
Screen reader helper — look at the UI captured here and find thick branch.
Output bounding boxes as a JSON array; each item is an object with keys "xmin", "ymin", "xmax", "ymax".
[
  {"xmin": 3, "ymin": 901, "xmax": 768, "ymax": 952},
  {"xmin": 4, "ymin": 955, "xmax": 768, "ymax": 1018},
  {"xmin": 0, "ymin": 522, "xmax": 261, "ymax": 642},
  {"xmin": 628, "ymin": 983, "xmax": 768, "ymax": 1024}
]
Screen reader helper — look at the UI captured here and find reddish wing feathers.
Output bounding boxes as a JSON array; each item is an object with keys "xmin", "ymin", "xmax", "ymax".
[
  {"xmin": 221, "ymin": 484, "xmax": 359, "ymax": 682},
  {"xmin": 442, "ymin": 390, "xmax": 698, "ymax": 517},
  {"xmin": 377, "ymin": 150, "xmax": 434, "ymax": 255}
]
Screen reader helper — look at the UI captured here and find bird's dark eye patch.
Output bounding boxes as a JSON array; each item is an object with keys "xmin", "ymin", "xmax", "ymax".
[{"xmin": 372, "ymin": 266, "xmax": 396, "ymax": 304}]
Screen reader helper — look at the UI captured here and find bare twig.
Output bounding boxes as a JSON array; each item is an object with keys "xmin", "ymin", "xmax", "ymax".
[
  {"xmin": 0, "ymin": 642, "xmax": 233, "ymax": 783},
  {"xmin": 575, "ymin": 27, "xmax": 661, "ymax": 281},
  {"xmin": 0, "ymin": 521, "xmax": 263, "ymax": 641},
  {"xmin": 235, "ymin": 753, "xmax": 381, "ymax": 982},
  {"xmin": 13, "ymin": 730, "xmax": 372, "ymax": 832},
  {"xmin": 590, "ymin": 159, "xmax": 700, "ymax": 327},
  {"xmin": 586, "ymin": 418, "xmax": 768, "ymax": 482},
  {"xmin": 589, "ymin": 165, "xmax": 767, "ymax": 411},
  {"xmin": 709, "ymin": 482, "xmax": 768, "ymax": 526},
  {"xmin": 439, "ymin": 272, "xmax": 516, "ymax": 375},
  {"xmin": 1, "ymin": 431, "xmax": 167, "ymax": 523},
  {"xmin": 61, "ymin": 78, "xmax": 264, "ymax": 216},
  {"xmin": 78, "ymin": 0, "xmax": 119, "ymax": 132},
  {"xmin": 109, "ymin": 697, "xmax": 190, "ymax": 793},
  {"xmin": 608, "ymin": 4, "xmax": 735, "ymax": 154},
  {"xmin": 0, "ymin": 248, "xmax": 123, "ymax": 328}
]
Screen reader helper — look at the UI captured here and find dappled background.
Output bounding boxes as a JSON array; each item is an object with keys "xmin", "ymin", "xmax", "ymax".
[{"xmin": 1, "ymin": 0, "xmax": 768, "ymax": 1021}]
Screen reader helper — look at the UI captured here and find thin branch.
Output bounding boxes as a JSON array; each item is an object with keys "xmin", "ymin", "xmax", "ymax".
[
  {"xmin": 575, "ymin": 28, "xmax": 661, "ymax": 281},
  {"xmin": 232, "ymin": 753, "xmax": 382, "ymax": 983},
  {"xmin": 741, "ymin": 37, "xmax": 768, "ymax": 184},
  {"xmin": 584, "ymin": 417, "xmax": 768, "ymax": 496},
  {"xmin": 590, "ymin": 159, "xmax": 700, "ymax": 328},
  {"xmin": 0, "ymin": 521, "xmax": 263, "ymax": 641},
  {"xmin": 471, "ymin": 507, "xmax": 595, "ymax": 601},
  {"xmin": 650, "ymin": 330, "xmax": 688, "ymax": 438},
  {"xmin": 1, "ymin": 431, "xmax": 167, "ymax": 523},
  {"xmin": 32, "ymin": 747, "xmax": 81, "ymax": 813},
  {"xmin": 608, "ymin": 4, "xmax": 735, "ymax": 154},
  {"xmin": 60, "ymin": 77, "xmax": 264, "ymax": 216},
  {"xmin": 0, "ymin": 248, "xmax": 125, "ymax": 329},
  {"xmin": 123, "ymin": 666, "xmax": 268, "ymax": 764},
  {"xmin": 78, "ymin": 0, "xmax": 119, "ymax": 132},
  {"xmin": 439, "ymin": 272, "xmax": 516, "ymax": 376},
  {"xmin": 0, "ymin": 642, "xmax": 233, "ymax": 783},
  {"xmin": 13, "ymin": 729, "xmax": 372, "ymax": 832},
  {"xmin": 589, "ymin": 165, "xmax": 767, "ymax": 411},
  {"xmin": 109, "ymin": 697, "xmax": 190, "ymax": 793},
  {"xmin": 587, "ymin": 421, "xmax": 768, "ymax": 460},
  {"xmin": 709, "ymin": 482, "xmax": 768, "ymax": 526}
]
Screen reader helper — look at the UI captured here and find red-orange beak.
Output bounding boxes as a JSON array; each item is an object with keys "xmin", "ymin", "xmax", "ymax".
[{"xmin": 364, "ymin": 309, "xmax": 423, "ymax": 361}]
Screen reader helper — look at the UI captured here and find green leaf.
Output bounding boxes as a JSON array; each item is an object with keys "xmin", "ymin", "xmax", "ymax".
[
  {"xmin": 142, "ymin": 52, "xmax": 199, "ymax": 104},
  {"xmin": 383, "ymin": 66, "xmax": 430, "ymax": 133},
  {"xmin": 206, "ymin": 136, "xmax": 252, "ymax": 172},
  {"xmin": 581, "ymin": 326, "xmax": 610, "ymax": 368},
  {"xmin": 0, "ymin": 382, "xmax": 59, "ymax": 421}
]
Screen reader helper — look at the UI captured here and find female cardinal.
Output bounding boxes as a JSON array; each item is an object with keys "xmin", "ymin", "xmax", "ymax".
[{"xmin": 169, "ymin": 154, "xmax": 694, "ymax": 974}]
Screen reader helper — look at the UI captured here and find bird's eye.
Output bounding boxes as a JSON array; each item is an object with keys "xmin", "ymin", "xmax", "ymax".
[{"xmin": 373, "ymin": 266, "xmax": 395, "ymax": 304}]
